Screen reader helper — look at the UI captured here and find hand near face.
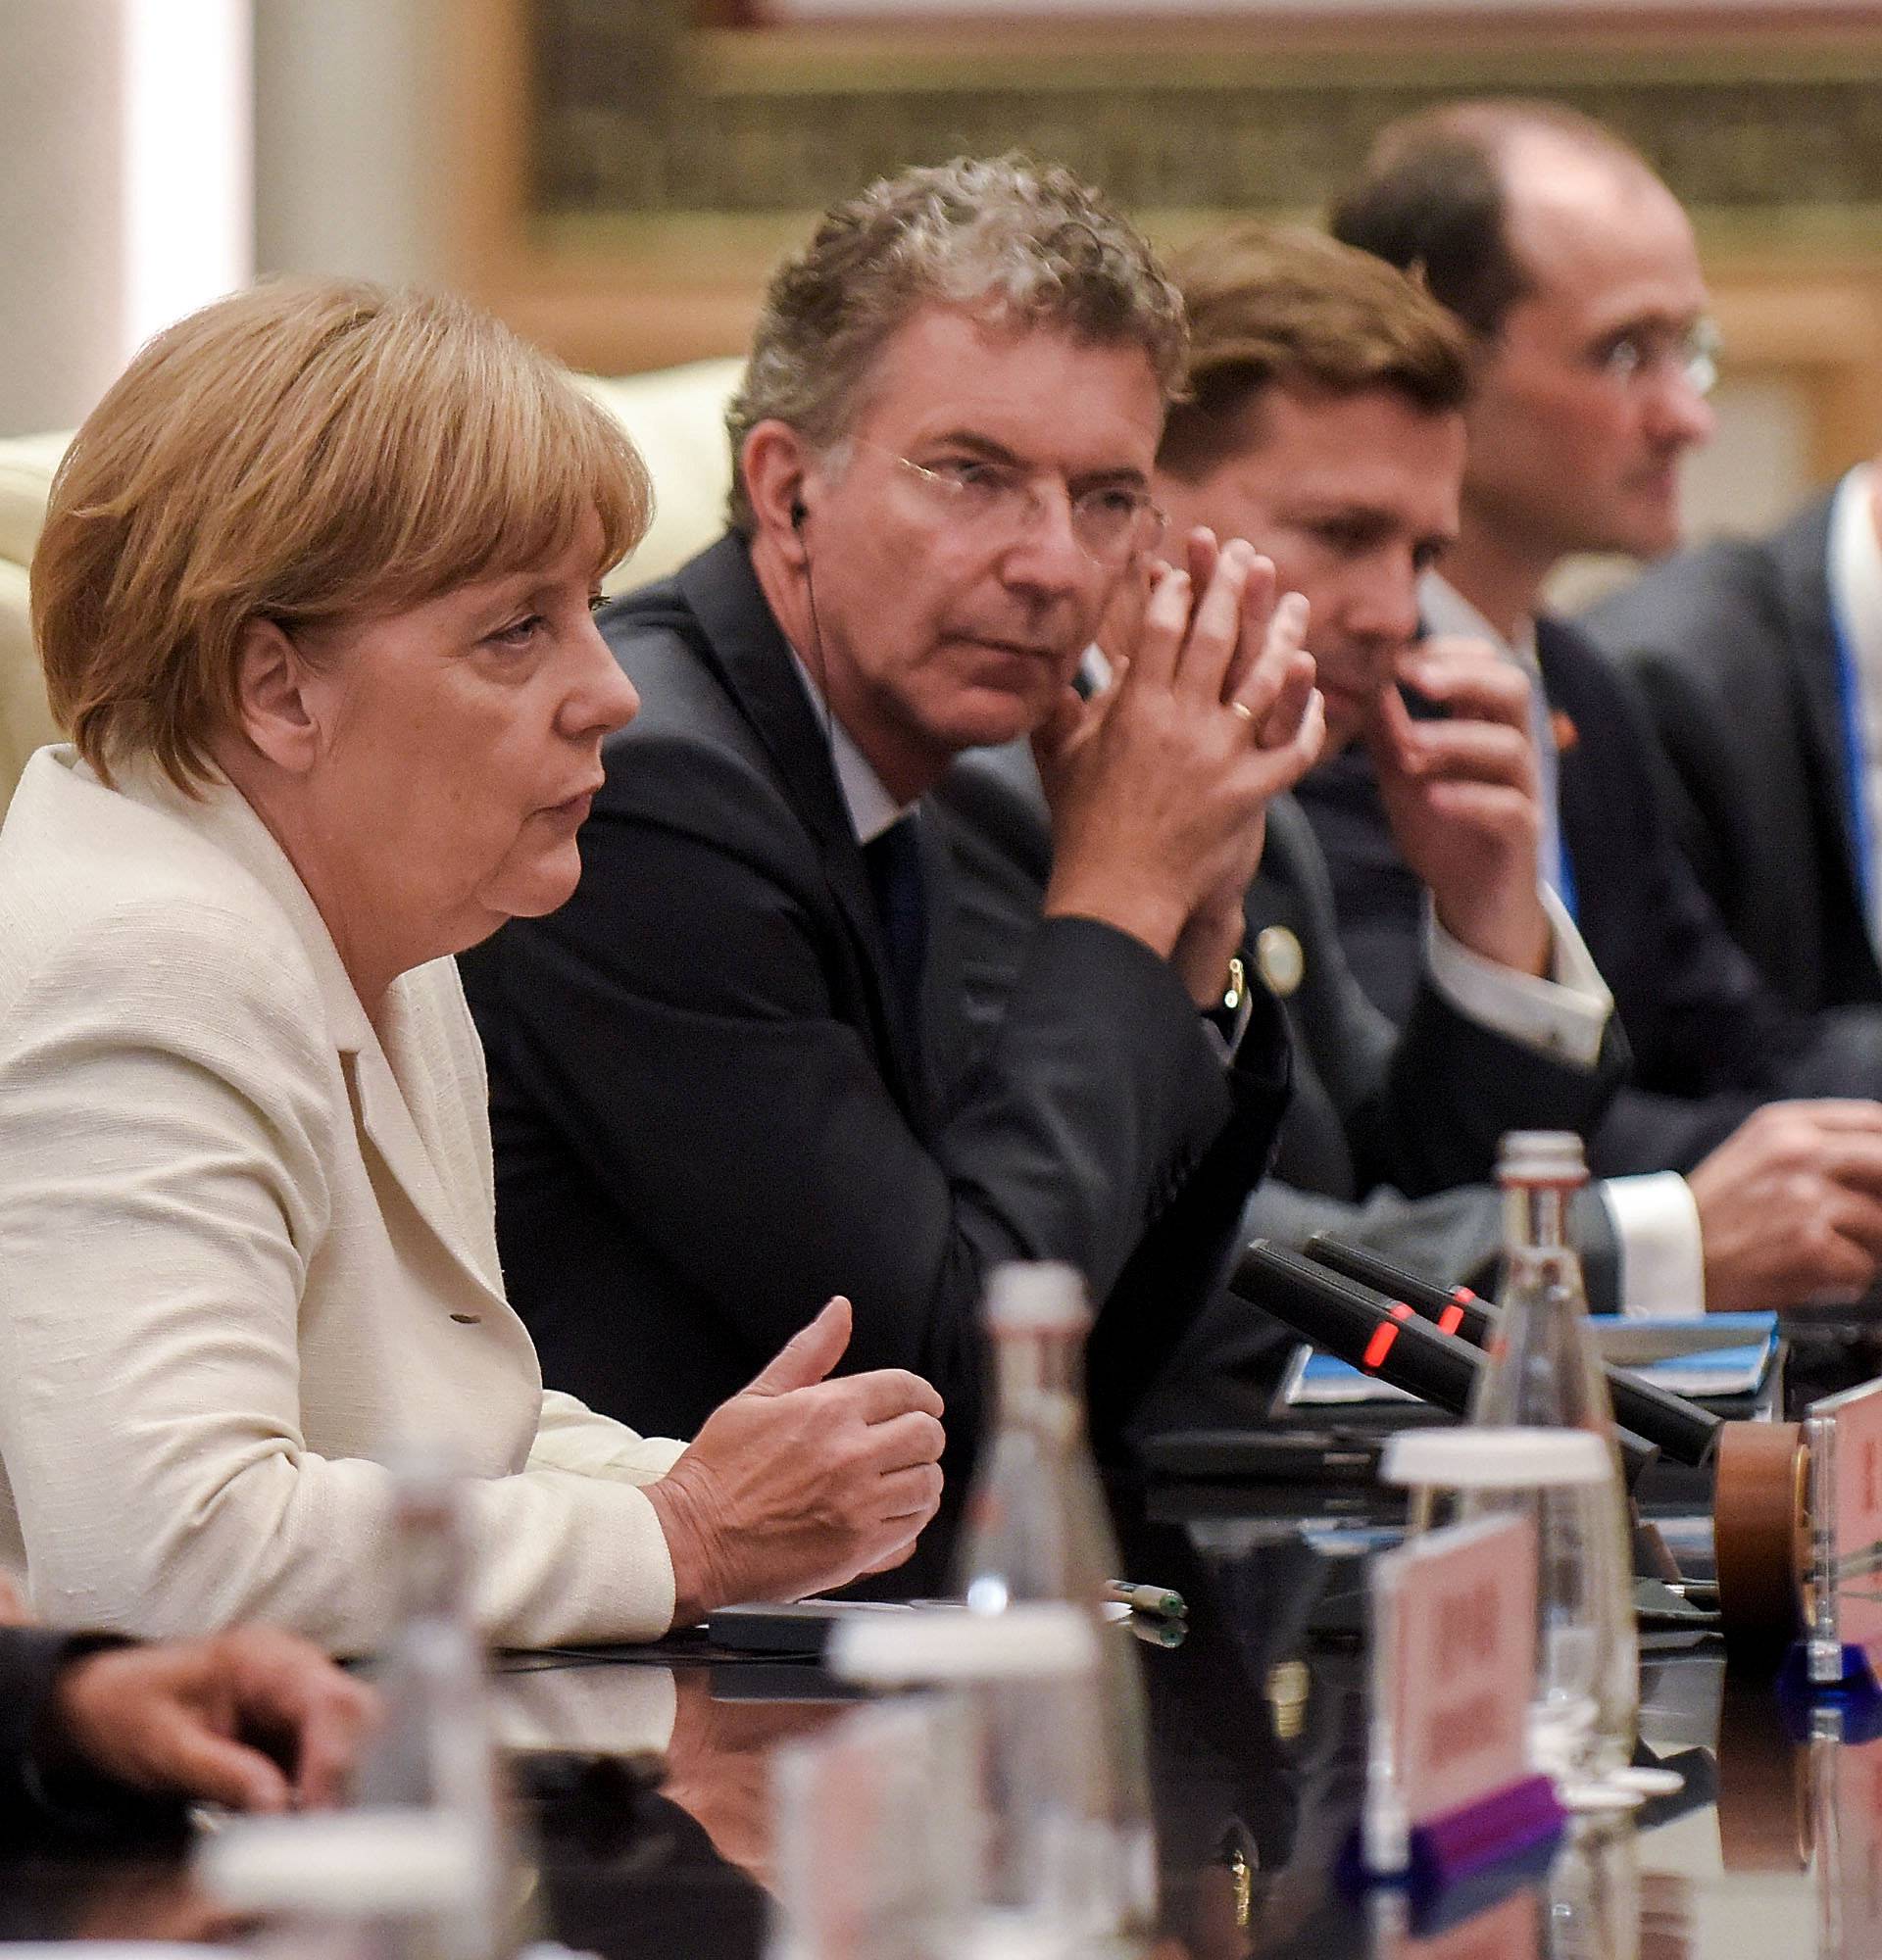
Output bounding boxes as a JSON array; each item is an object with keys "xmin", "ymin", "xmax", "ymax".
[
  {"xmin": 1367, "ymin": 634, "xmax": 1551, "ymax": 977},
  {"xmin": 1040, "ymin": 532, "xmax": 1322, "ymax": 1006},
  {"xmin": 646, "ymin": 1298, "xmax": 947, "ymax": 1627},
  {"xmin": 50, "ymin": 1626, "xmax": 379, "ymax": 1812}
]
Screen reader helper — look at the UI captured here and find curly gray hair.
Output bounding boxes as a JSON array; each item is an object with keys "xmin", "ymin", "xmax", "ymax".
[{"xmin": 724, "ymin": 154, "xmax": 1187, "ymax": 534}]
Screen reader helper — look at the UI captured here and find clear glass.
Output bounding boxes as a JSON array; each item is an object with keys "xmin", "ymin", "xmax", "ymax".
[
  {"xmin": 954, "ymin": 1264, "xmax": 1157, "ymax": 1938},
  {"xmin": 353, "ymin": 1461, "xmax": 519, "ymax": 1960},
  {"xmin": 1546, "ymin": 1816, "xmax": 1642, "ymax": 1960},
  {"xmin": 768, "ymin": 1694, "xmax": 974, "ymax": 1960},
  {"xmin": 1470, "ymin": 1138, "xmax": 1640, "ymax": 1794}
]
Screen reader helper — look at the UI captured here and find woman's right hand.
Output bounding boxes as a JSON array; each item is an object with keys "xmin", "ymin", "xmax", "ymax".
[{"xmin": 644, "ymin": 1298, "xmax": 946, "ymax": 1627}]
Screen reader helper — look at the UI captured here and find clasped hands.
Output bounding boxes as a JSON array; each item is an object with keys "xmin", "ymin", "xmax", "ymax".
[{"xmin": 1035, "ymin": 528, "xmax": 1324, "ymax": 1006}]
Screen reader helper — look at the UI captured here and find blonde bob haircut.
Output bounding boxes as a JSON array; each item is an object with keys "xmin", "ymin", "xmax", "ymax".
[{"xmin": 32, "ymin": 277, "xmax": 652, "ymax": 791}]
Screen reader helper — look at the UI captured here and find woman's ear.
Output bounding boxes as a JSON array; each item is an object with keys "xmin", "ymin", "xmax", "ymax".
[{"xmin": 231, "ymin": 617, "xmax": 322, "ymax": 775}]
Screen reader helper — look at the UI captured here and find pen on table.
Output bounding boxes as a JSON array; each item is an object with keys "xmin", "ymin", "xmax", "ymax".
[{"xmin": 1105, "ymin": 1580, "xmax": 1187, "ymax": 1619}]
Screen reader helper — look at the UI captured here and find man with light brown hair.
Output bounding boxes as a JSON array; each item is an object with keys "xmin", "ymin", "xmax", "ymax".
[{"xmin": 938, "ymin": 220, "xmax": 1634, "ymax": 1374}]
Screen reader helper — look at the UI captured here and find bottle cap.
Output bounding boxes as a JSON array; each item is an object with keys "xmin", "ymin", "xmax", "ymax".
[
  {"xmin": 1496, "ymin": 1130, "xmax": 1589, "ymax": 1189},
  {"xmin": 983, "ymin": 1261, "xmax": 1090, "ymax": 1334},
  {"xmin": 197, "ymin": 1809, "xmax": 483, "ymax": 1913},
  {"xmin": 830, "ymin": 1602, "xmax": 1099, "ymax": 1685},
  {"xmin": 1381, "ymin": 1426, "xmax": 1611, "ymax": 1491}
]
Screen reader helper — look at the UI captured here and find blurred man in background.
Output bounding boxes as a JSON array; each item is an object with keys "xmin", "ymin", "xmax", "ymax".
[
  {"xmin": 1306, "ymin": 99, "xmax": 1882, "ymax": 1314},
  {"xmin": 1584, "ymin": 439, "xmax": 1882, "ymax": 1017}
]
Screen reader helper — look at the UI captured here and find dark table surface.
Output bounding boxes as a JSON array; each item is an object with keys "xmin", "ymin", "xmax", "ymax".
[{"xmin": 0, "ymin": 1475, "xmax": 1852, "ymax": 1960}]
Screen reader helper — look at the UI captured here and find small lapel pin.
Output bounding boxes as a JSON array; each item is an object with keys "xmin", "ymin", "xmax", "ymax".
[{"xmin": 1256, "ymin": 925, "xmax": 1306, "ymax": 999}]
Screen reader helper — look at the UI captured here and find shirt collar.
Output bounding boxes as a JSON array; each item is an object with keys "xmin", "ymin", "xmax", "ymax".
[
  {"xmin": 1419, "ymin": 570, "xmax": 1539, "ymax": 668},
  {"xmin": 788, "ymin": 651, "xmax": 915, "ymax": 846},
  {"xmin": 1830, "ymin": 463, "xmax": 1882, "ymax": 679}
]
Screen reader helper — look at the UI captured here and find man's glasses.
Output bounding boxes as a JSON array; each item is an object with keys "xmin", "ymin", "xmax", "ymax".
[
  {"xmin": 860, "ymin": 442, "xmax": 1166, "ymax": 567},
  {"xmin": 1592, "ymin": 318, "xmax": 1720, "ymax": 398}
]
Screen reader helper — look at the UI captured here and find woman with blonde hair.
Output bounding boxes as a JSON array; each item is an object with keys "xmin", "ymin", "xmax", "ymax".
[{"xmin": 0, "ymin": 280, "xmax": 944, "ymax": 1652}]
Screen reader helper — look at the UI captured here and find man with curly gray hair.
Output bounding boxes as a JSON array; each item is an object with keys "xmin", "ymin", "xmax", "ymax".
[{"xmin": 463, "ymin": 155, "xmax": 1323, "ymax": 1519}]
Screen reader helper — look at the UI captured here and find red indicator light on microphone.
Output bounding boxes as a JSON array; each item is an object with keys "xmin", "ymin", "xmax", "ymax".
[
  {"xmin": 1362, "ymin": 1300, "xmax": 1414, "ymax": 1372},
  {"xmin": 1454, "ymin": 1287, "xmax": 1478, "ymax": 1305},
  {"xmin": 1437, "ymin": 1302, "xmax": 1465, "ymax": 1337}
]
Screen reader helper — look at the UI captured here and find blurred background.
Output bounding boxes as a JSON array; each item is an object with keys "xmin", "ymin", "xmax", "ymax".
[{"xmin": 8, "ymin": 0, "xmax": 1882, "ymax": 570}]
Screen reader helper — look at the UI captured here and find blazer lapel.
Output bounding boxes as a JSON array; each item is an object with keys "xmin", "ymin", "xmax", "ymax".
[
  {"xmin": 677, "ymin": 535, "xmax": 932, "ymax": 1117},
  {"xmin": 147, "ymin": 770, "xmax": 509, "ymax": 1313},
  {"xmin": 347, "ymin": 1005, "xmax": 508, "ymax": 1310}
]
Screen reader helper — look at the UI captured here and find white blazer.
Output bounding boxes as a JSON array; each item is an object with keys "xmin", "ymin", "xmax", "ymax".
[{"xmin": 0, "ymin": 747, "xmax": 686, "ymax": 1652}]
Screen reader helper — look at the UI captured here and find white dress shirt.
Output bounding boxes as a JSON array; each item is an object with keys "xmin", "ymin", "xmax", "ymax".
[
  {"xmin": 1828, "ymin": 464, "xmax": 1882, "ymax": 956},
  {"xmin": 1422, "ymin": 572, "xmax": 1707, "ymax": 1318},
  {"xmin": 791, "ymin": 652, "xmax": 913, "ymax": 845}
]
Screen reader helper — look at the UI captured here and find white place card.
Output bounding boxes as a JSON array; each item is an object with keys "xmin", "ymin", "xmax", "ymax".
[
  {"xmin": 1807, "ymin": 1380, "xmax": 1882, "ymax": 1685},
  {"xmin": 1813, "ymin": 1717, "xmax": 1882, "ymax": 1959},
  {"xmin": 1363, "ymin": 1511, "xmax": 1540, "ymax": 1876}
]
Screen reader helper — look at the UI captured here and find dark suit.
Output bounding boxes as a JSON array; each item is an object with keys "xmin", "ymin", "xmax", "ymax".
[
  {"xmin": 1296, "ymin": 614, "xmax": 1882, "ymax": 1178},
  {"xmin": 461, "ymin": 534, "xmax": 1293, "ymax": 1488},
  {"xmin": 0, "ymin": 1629, "xmax": 179, "ymax": 1839},
  {"xmin": 1582, "ymin": 491, "xmax": 1882, "ymax": 1014},
  {"xmin": 932, "ymin": 741, "xmax": 1628, "ymax": 1334}
]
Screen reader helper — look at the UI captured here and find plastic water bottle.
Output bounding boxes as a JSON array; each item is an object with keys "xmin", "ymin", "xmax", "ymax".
[
  {"xmin": 829, "ymin": 1604, "xmax": 1103, "ymax": 1959},
  {"xmin": 352, "ymin": 1458, "xmax": 517, "ymax": 1960},
  {"xmin": 954, "ymin": 1262, "xmax": 1157, "ymax": 1936},
  {"xmin": 198, "ymin": 1809, "xmax": 489, "ymax": 1960},
  {"xmin": 1470, "ymin": 1133, "xmax": 1639, "ymax": 1798}
]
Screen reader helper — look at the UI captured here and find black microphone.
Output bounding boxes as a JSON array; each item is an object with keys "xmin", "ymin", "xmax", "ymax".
[
  {"xmin": 1302, "ymin": 1235, "xmax": 1721, "ymax": 1470},
  {"xmin": 1230, "ymin": 1241, "xmax": 1659, "ymax": 1490}
]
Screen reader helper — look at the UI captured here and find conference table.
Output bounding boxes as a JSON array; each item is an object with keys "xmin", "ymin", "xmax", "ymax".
[{"xmin": 0, "ymin": 1457, "xmax": 1854, "ymax": 1960}]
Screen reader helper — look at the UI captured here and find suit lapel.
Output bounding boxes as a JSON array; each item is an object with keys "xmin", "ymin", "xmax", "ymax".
[
  {"xmin": 1772, "ymin": 494, "xmax": 1864, "ymax": 897},
  {"xmin": 676, "ymin": 535, "xmax": 932, "ymax": 1119}
]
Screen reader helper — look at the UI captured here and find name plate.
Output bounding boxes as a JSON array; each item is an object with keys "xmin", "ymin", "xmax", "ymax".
[
  {"xmin": 1379, "ymin": 1887, "xmax": 1540, "ymax": 1960},
  {"xmin": 1806, "ymin": 1379, "xmax": 1882, "ymax": 1689},
  {"xmin": 1814, "ymin": 1721, "xmax": 1882, "ymax": 1957},
  {"xmin": 1358, "ymin": 1511, "xmax": 1561, "ymax": 1886}
]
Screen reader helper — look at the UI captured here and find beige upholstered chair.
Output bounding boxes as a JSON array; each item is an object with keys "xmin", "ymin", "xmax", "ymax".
[{"xmin": 0, "ymin": 356, "xmax": 743, "ymax": 812}]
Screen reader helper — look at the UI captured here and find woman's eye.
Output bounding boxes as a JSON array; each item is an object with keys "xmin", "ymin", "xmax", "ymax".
[
  {"xmin": 588, "ymin": 592, "xmax": 607, "ymax": 614},
  {"xmin": 490, "ymin": 613, "xmax": 545, "ymax": 649}
]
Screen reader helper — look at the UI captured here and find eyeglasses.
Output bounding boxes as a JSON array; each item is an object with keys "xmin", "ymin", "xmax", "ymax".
[
  {"xmin": 860, "ymin": 441, "xmax": 1166, "ymax": 567},
  {"xmin": 1592, "ymin": 318, "xmax": 1721, "ymax": 397}
]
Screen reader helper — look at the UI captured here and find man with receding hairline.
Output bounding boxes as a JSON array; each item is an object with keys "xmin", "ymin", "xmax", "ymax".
[{"xmin": 1307, "ymin": 99, "xmax": 1882, "ymax": 1316}]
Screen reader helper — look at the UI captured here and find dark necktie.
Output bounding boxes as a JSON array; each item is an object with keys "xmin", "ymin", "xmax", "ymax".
[{"xmin": 863, "ymin": 814, "xmax": 928, "ymax": 1043}]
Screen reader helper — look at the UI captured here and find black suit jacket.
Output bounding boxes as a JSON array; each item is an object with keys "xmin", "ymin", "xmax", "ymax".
[
  {"xmin": 1582, "ymin": 492, "xmax": 1882, "ymax": 1014},
  {"xmin": 0, "ymin": 1629, "xmax": 181, "ymax": 1842},
  {"xmin": 1296, "ymin": 614, "xmax": 1882, "ymax": 1177},
  {"xmin": 933, "ymin": 742, "xmax": 1627, "ymax": 1334},
  {"xmin": 461, "ymin": 534, "xmax": 1293, "ymax": 1487}
]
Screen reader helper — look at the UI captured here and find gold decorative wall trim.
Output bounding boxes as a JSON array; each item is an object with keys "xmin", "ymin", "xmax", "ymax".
[
  {"xmin": 530, "ymin": 3, "xmax": 1882, "ymax": 226},
  {"xmin": 439, "ymin": 0, "xmax": 1882, "ymax": 481}
]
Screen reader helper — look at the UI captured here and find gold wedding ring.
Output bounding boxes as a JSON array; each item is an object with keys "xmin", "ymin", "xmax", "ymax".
[{"xmin": 1228, "ymin": 700, "xmax": 1257, "ymax": 725}]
